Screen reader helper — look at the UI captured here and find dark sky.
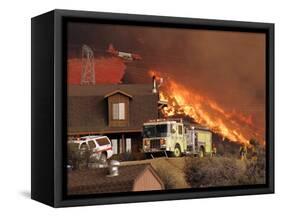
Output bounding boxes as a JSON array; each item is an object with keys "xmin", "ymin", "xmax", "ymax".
[{"xmin": 67, "ymin": 22, "xmax": 266, "ymax": 136}]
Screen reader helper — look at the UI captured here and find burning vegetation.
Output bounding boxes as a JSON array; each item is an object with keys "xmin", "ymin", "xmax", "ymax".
[{"xmin": 149, "ymin": 70, "xmax": 265, "ymax": 147}]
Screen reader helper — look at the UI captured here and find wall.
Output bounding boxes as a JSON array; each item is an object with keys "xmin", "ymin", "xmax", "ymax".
[
  {"xmin": 0, "ymin": 0, "xmax": 279, "ymax": 216},
  {"xmin": 133, "ymin": 168, "xmax": 164, "ymax": 191}
]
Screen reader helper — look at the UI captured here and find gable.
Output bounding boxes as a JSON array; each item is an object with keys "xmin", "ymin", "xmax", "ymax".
[
  {"xmin": 104, "ymin": 90, "xmax": 133, "ymax": 99},
  {"xmin": 68, "ymin": 84, "xmax": 159, "ymax": 134}
]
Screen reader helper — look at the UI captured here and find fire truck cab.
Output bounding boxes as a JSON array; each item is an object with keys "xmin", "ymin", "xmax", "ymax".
[
  {"xmin": 142, "ymin": 118, "xmax": 213, "ymax": 157},
  {"xmin": 143, "ymin": 119, "xmax": 186, "ymax": 157}
]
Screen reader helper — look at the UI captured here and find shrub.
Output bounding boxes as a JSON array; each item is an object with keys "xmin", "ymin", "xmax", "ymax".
[
  {"xmin": 184, "ymin": 155, "xmax": 265, "ymax": 188},
  {"xmin": 243, "ymin": 146, "xmax": 266, "ymax": 184},
  {"xmin": 155, "ymin": 165, "xmax": 177, "ymax": 190}
]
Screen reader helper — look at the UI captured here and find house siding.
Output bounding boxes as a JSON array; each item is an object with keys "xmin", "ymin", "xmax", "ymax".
[{"xmin": 133, "ymin": 168, "xmax": 164, "ymax": 191}]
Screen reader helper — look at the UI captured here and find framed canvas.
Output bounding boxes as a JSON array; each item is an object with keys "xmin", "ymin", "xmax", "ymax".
[{"xmin": 31, "ymin": 9, "xmax": 274, "ymax": 207}]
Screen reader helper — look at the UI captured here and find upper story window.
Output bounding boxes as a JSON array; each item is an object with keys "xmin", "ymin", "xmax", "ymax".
[
  {"xmin": 104, "ymin": 90, "xmax": 132, "ymax": 127},
  {"xmin": 113, "ymin": 103, "xmax": 125, "ymax": 120}
]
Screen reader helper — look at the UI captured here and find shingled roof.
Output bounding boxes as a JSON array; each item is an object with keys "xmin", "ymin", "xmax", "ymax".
[
  {"xmin": 68, "ymin": 84, "xmax": 155, "ymax": 97},
  {"xmin": 68, "ymin": 84, "xmax": 159, "ymax": 135},
  {"xmin": 68, "ymin": 164, "xmax": 164, "ymax": 195}
]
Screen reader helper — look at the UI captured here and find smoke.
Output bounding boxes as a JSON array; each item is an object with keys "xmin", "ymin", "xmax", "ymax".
[{"xmin": 67, "ymin": 22, "xmax": 266, "ymax": 142}]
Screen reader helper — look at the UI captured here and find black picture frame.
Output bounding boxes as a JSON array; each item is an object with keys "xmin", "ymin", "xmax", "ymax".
[{"xmin": 31, "ymin": 9, "xmax": 274, "ymax": 207}]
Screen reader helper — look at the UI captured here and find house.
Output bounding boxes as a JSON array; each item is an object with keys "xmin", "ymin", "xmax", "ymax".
[
  {"xmin": 68, "ymin": 82, "xmax": 164, "ymax": 154},
  {"xmin": 67, "ymin": 163, "xmax": 165, "ymax": 195}
]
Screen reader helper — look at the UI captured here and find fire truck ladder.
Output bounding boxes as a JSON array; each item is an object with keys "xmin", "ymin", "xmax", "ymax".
[{"xmin": 81, "ymin": 44, "xmax": 95, "ymax": 85}]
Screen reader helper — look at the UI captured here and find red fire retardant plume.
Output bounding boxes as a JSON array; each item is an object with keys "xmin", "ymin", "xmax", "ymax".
[{"xmin": 67, "ymin": 57, "xmax": 126, "ymax": 84}]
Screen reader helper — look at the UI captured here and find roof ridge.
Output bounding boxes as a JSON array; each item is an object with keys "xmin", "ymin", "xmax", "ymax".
[{"xmin": 104, "ymin": 89, "xmax": 133, "ymax": 98}]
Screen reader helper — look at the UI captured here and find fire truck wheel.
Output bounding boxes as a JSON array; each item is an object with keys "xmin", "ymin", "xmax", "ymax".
[
  {"xmin": 199, "ymin": 147, "xmax": 205, "ymax": 158},
  {"xmin": 173, "ymin": 145, "xmax": 182, "ymax": 157}
]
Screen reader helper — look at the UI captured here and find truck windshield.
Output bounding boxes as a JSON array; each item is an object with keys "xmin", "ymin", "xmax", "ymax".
[{"xmin": 143, "ymin": 124, "xmax": 168, "ymax": 138}]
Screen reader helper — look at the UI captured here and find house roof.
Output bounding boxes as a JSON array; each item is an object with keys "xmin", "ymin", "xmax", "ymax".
[
  {"xmin": 104, "ymin": 90, "xmax": 133, "ymax": 99},
  {"xmin": 67, "ymin": 163, "xmax": 164, "ymax": 195},
  {"xmin": 67, "ymin": 84, "xmax": 159, "ymax": 134},
  {"xmin": 68, "ymin": 84, "xmax": 154, "ymax": 97}
]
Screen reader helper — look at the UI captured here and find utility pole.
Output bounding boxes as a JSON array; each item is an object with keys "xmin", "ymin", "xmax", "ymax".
[{"xmin": 81, "ymin": 44, "xmax": 95, "ymax": 85}]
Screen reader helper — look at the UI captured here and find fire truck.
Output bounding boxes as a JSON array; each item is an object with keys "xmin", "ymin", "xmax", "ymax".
[{"xmin": 142, "ymin": 118, "xmax": 213, "ymax": 157}]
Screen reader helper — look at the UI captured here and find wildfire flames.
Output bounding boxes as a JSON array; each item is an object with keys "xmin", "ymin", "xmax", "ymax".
[{"xmin": 150, "ymin": 70, "xmax": 265, "ymax": 146}]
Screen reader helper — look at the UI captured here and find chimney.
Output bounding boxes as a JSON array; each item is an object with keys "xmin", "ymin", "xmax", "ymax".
[
  {"xmin": 158, "ymin": 77, "xmax": 163, "ymax": 88},
  {"xmin": 152, "ymin": 75, "xmax": 157, "ymax": 93},
  {"xmin": 107, "ymin": 160, "xmax": 120, "ymax": 177}
]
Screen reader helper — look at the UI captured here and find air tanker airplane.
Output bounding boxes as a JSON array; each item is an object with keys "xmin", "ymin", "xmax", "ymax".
[{"xmin": 107, "ymin": 44, "xmax": 142, "ymax": 61}]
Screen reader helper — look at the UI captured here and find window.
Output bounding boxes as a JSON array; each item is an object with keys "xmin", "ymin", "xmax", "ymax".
[
  {"xmin": 143, "ymin": 124, "xmax": 168, "ymax": 138},
  {"xmin": 143, "ymin": 125, "xmax": 156, "ymax": 138},
  {"xmin": 111, "ymin": 139, "xmax": 118, "ymax": 154},
  {"xmin": 156, "ymin": 124, "xmax": 168, "ymax": 137},
  {"xmin": 170, "ymin": 124, "xmax": 176, "ymax": 134},
  {"xmin": 112, "ymin": 103, "xmax": 125, "ymax": 120},
  {"xmin": 95, "ymin": 137, "xmax": 110, "ymax": 146},
  {"xmin": 87, "ymin": 140, "xmax": 96, "ymax": 149},
  {"xmin": 107, "ymin": 94, "xmax": 130, "ymax": 127},
  {"xmin": 126, "ymin": 138, "xmax": 132, "ymax": 152},
  {"xmin": 178, "ymin": 125, "xmax": 183, "ymax": 135},
  {"xmin": 80, "ymin": 142, "xmax": 88, "ymax": 151}
]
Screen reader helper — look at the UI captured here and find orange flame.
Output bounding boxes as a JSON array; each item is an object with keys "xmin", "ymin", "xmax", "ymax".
[{"xmin": 150, "ymin": 70, "xmax": 264, "ymax": 146}]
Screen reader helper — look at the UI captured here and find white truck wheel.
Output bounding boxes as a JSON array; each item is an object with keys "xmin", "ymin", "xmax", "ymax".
[{"xmin": 173, "ymin": 145, "xmax": 182, "ymax": 157}]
